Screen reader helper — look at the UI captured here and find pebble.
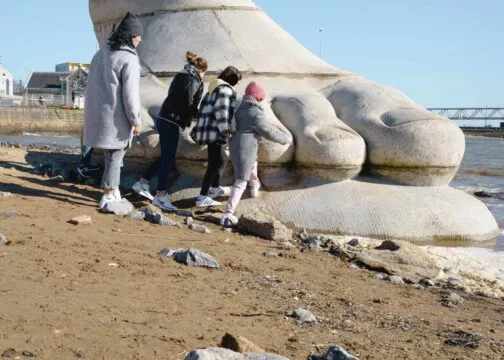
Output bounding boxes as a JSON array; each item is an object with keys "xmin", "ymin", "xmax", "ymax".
[
  {"xmin": 185, "ymin": 217, "xmax": 194, "ymax": 226},
  {"xmin": 69, "ymin": 215, "xmax": 92, "ymax": 226},
  {"xmin": 158, "ymin": 214, "xmax": 180, "ymax": 227},
  {"xmin": 263, "ymin": 252, "xmax": 280, "ymax": 258},
  {"xmin": 420, "ymin": 278, "xmax": 435, "ymax": 287},
  {"xmin": 108, "ymin": 263, "xmax": 120, "ymax": 268},
  {"xmin": 0, "ymin": 234, "xmax": 10, "ymax": 246},
  {"xmin": 288, "ymin": 308, "xmax": 317, "ymax": 325},
  {"xmin": 389, "ymin": 275, "xmax": 405, "ymax": 285},
  {"xmin": 446, "ymin": 292, "xmax": 463, "ymax": 304},
  {"xmin": 447, "ymin": 277, "xmax": 463, "ymax": 288},
  {"xmin": 442, "ymin": 293, "xmax": 463, "ymax": 308},
  {"xmin": 1, "ymin": 348, "xmax": 16, "ymax": 358},
  {"xmin": 0, "ymin": 211, "xmax": 18, "ymax": 218},
  {"xmin": 374, "ymin": 273, "xmax": 389, "ymax": 281},
  {"xmin": 128, "ymin": 211, "xmax": 145, "ymax": 221},
  {"xmin": 411, "ymin": 284, "xmax": 424, "ymax": 290},
  {"xmin": 349, "ymin": 263, "xmax": 360, "ymax": 270},
  {"xmin": 276, "ymin": 241, "xmax": 295, "ymax": 250},
  {"xmin": 0, "ymin": 192, "xmax": 13, "ymax": 198},
  {"xmin": 21, "ymin": 351, "xmax": 35, "ymax": 358},
  {"xmin": 189, "ymin": 223, "xmax": 211, "ymax": 234}
]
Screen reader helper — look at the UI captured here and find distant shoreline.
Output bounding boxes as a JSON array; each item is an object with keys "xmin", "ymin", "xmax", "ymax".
[{"xmin": 462, "ymin": 128, "xmax": 504, "ymax": 138}]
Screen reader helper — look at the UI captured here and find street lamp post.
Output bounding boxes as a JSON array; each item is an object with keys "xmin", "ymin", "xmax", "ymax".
[{"xmin": 319, "ymin": 28, "xmax": 323, "ymax": 58}]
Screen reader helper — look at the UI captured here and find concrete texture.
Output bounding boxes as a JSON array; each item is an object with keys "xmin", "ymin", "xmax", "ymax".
[{"xmin": 86, "ymin": 0, "xmax": 499, "ymax": 242}]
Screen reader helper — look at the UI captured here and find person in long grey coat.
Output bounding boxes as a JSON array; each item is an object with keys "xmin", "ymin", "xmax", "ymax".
[
  {"xmin": 83, "ymin": 12, "xmax": 143, "ymax": 209},
  {"xmin": 221, "ymin": 81, "xmax": 291, "ymax": 227}
]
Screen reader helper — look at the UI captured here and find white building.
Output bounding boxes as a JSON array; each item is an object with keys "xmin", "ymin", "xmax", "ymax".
[{"xmin": 0, "ymin": 65, "xmax": 14, "ymax": 97}]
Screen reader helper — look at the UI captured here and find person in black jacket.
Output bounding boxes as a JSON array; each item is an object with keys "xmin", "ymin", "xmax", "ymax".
[{"xmin": 133, "ymin": 51, "xmax": 207, "ymax": 211}]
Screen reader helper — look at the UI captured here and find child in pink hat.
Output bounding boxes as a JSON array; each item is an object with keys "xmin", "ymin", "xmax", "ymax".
[{"xmin": 221, "ymin": 81, "xmax": 291, "ymax": 227}]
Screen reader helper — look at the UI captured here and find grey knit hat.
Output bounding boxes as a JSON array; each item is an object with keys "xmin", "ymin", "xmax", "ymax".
[{"xmin": 116, "ymin": 12, "xmax": 143, "ymax": 38}]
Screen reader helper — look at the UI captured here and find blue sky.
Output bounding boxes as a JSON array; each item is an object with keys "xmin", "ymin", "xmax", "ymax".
[{"xmin": 2, "ymin": 0, "xmax": 503, "ymax": 108}]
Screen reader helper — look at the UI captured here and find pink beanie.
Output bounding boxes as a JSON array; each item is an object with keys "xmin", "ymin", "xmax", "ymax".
[{"xmin": 245, "ymin": 81, "xmax": 266, "ymax": 101}]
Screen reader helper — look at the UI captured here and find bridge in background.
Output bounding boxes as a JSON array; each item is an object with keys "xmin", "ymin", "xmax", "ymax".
[{"xmin": 428, "ymin": 107, "xmax": 504, "ymax": 125}]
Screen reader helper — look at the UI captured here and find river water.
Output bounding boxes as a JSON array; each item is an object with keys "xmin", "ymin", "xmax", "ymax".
[{"xmin": 1, "ymin": 133, "xmax": 503, "ymax": 230}]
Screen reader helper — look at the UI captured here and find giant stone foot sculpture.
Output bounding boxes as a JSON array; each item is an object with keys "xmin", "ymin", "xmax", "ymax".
[{"xmin": 89, "ymin": 0, "xmax": 499, "ymax": 242}]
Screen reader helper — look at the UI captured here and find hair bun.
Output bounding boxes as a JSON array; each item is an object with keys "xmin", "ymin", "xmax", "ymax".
[{"xmin": 186, "ymin": 51, "xmax": 198, "ymax": 63}]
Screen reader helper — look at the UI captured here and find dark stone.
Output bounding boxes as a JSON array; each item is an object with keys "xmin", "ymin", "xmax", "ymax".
[
  {"xmin": 375, "ymin": 240, "xmax": 400, "ymax": 251},
  {"xmin": 444, "ymin": 330, "xmax": 482, "ymax": 349},
  {"xmin": 347, "ymin": 238, "xmax": 359, "ymax": 247},
  {"xmin": 176, "ymin": 209, "xmax": 194, "ymax": 218},
  {"xmin": 1, "ymin": 348, "xmax": 16, "ymax": 358},
  {"xmin": 301, "ymin": 236, "xmax": 321, "ymax": 250},
  {"xmin": 308, "ymin": 345, "xmax": 360, "ymax": 360},
  {"xmin": 159, "ymin": 248, "xmax": 220, "ymax": 269},
  {"xmin": 21, "ymin": 351, "xmax": 35, "ymax": 357},
  {"xmin": 474, "ymin": 191, "xmax": 493, "ymax": 198},
  {"xmin": 140, "ymin": 206, "xmax": 180, "ymax": 227},
  {"xmin": 419, "ymin": 278, "xmax": 435, "ymax": 287}
]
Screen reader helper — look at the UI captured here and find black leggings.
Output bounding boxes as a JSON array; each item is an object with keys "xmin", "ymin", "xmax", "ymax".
[{"xmin": 200, "ymin": 143, "xmax": 227, "ymax": 196}]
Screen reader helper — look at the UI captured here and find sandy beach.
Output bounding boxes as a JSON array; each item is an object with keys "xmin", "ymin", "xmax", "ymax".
[{"xmin": 0, "ymin": 146, "xmax": 503, "ymax": 360}]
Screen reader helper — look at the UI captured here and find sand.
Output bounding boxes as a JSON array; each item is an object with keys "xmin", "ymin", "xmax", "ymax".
[{"xmin": 0, "ymin": 147, "xmax": 503, "ymax": 360}]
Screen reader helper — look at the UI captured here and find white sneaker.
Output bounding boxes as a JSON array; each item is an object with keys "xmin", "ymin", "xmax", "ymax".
[
  {"xmin": 153, "ymin": 194, "xmax": 178, "ymax": 211},
  {"xmin": 196, "ymin": 195, "xmax": 222, "ymax": 207},
  {"xmin": 208, "ymin": 186, "xmax": 231, "ymax": 199},
  {"xmin": 132, "ymin": 181, "xmax": 154, "ymax": 201},
  {"xmin": 113, "ymin": 188, "xmax": 122, "ymax": 201},
  {"xmin": 220, "ymin": 213, "xmax": 238, "ymax": 227},
  {"xmin": 250, "ymin": 186, "xmax": 260, "ymax": 198},
  {"xmin": 99, "ymin": 193, "xmax": 116, "ymax": 209}
]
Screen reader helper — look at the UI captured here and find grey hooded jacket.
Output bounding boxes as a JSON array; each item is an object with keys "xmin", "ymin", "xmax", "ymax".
[
  {"xmin": 83, "ymin": 45, "xmax": 141, "ymax": 149},
  {"xmin": 230, "ymin": 96, "xmax": 290, "ymax": 181}
]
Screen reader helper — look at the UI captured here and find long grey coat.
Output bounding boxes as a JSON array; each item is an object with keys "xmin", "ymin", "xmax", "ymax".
[
  {"xmin": 230, "ymin": 96, "xmax": 290, "ymax": 181},
  {"xmin": 83, "ymin": 45, "xmax": 141, "ymax": 149}
]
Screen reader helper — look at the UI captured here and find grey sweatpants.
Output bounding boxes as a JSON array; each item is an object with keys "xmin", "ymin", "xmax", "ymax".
[{"xmin": 101, "ymin": 149, "xmax": 126, "ymax": 190}]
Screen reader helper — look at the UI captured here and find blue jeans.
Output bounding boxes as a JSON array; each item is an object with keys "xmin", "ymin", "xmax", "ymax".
[
  {"xmin": 149, "ymin": 118, "xmax": 179, "ymax": 192},
  {"xmin": 101, "ymin": 149, "xmax": 126, "ymax": 190}
]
